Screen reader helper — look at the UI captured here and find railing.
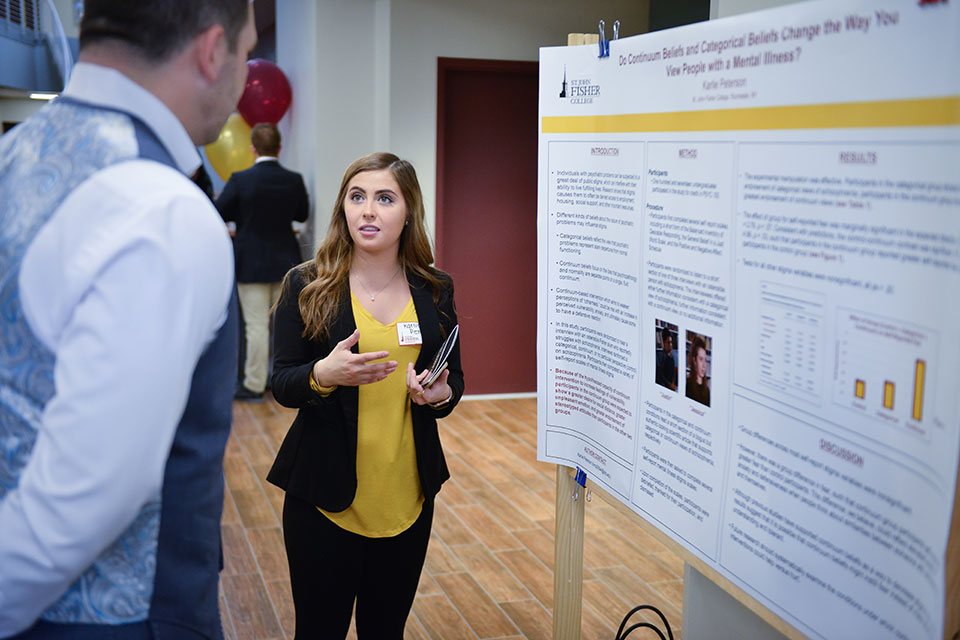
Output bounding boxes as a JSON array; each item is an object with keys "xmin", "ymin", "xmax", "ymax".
[{"xmin": 0, "ymin": 0, "xmax": 41, "ymax": 43}]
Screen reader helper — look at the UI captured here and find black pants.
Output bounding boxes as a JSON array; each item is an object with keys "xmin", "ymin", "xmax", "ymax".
[{"xmin": 282, "ymin": 493, "xmax": 434, "ymax": 639}]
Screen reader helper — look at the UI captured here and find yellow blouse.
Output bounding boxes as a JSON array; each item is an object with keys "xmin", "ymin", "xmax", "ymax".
[{"xmin": 318, "ymin": 293, "xmax": 424, "ymax": 537}]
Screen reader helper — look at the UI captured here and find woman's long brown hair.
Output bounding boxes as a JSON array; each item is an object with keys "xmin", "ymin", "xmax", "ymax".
[{"xmin": 287, "ymin": 152, "xmax": 447, "ymax": 341}]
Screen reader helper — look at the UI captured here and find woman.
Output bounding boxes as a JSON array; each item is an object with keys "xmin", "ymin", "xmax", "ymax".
[
  {"xmin": 267, "ymin": 153, "xmax": 463, "ymax": 638},
  {"xmin": 685, "ymin": 335, "xmax": 710, "ymax": 407}
]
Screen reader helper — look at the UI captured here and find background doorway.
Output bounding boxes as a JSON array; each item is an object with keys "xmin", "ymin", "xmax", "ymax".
[{"xmin": 436, "ymin": 57, "xmax": 539, "ymax": 395}]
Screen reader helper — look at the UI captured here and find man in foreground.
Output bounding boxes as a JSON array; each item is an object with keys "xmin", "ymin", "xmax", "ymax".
[{"xmin": 0, "ymin": 1, "xmax": 257, "ymax": 637}]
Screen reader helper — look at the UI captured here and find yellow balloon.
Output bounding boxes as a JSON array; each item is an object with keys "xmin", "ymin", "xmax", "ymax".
[{"xmin": 204, "ymin": 113, "xmax": 254, "ymax": 181}]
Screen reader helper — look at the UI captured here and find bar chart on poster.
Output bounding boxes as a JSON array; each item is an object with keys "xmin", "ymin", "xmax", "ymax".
[
  {"xmin": 832, "ymin": 308, "xmax": 937, "ymax": 432},
  {"xmin": 536, "ymin": 1, "xmax": 960, "ymax": 638}
]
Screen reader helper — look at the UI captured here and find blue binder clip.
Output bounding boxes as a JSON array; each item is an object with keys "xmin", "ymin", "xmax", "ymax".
[
  {"xmin": 572, "ymin": 466, "xmax": 592, "ymax": 502},
  {"xmin": 598, "ymin": 20, "xmax": 609, "ymax": 58},
  {"xmin": 598, "ymin": 19, "xmax": 619, "ymax": 59},
  {"xmin": 575, "ymin": 467, "xmax": 587, "ymax": 487}
]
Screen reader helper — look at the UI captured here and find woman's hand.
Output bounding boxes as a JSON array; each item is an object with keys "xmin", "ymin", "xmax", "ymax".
[
  {"xmin": 312, "ymin": 330, "xmax": 397, "ymax": 387},
  {"xmin": 406, "ymin": 363, "xmax": 452, "ymax": 406}
]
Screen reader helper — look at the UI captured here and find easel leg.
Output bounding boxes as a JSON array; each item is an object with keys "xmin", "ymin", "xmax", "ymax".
[{"xmin": 553, "ymin": 465, "xmax": 585, "ymax": 640}]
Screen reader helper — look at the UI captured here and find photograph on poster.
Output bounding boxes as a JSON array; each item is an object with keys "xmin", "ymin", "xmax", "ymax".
[
  {"xmin": 685, "ymin": 331, "xmax": 711, "ymax": 407},
  {"xmin": 655, "ymin": 320, "xmax": 679, "ymax": 392}
]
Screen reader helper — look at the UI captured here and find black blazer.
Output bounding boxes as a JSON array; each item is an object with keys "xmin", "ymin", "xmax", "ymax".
[
  {"xmin": 266, "ymin": 266, "xmax": 464, "ymax": 512},
  {"xmin": 215, "ymin": 159, "xmax": 309, "ymax": 283}
]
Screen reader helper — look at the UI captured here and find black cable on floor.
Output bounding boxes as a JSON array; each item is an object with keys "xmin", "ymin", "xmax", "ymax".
[{"xmin": 615, "ymin": 604, "xmax": 675, "ymax": 640}]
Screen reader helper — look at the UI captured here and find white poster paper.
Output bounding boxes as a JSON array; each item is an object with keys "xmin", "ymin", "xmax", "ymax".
[{"xmin": 536, "ymin": 1, "xmax": 960, "ymax": 638}]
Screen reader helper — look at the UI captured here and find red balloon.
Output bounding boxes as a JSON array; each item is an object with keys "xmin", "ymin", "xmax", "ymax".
[{"xmin": 237, "ymin": 59, "xmax": 292, "ymax": 125}]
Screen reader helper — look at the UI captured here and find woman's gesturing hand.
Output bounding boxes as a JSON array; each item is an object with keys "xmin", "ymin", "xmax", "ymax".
[
  {"xmin": 406, "ymin": 363, "xmax": 451, "ymax": 406},
  {"xmin": 312, "ymin": 330, "xmax": 397, "ymax": 387}
]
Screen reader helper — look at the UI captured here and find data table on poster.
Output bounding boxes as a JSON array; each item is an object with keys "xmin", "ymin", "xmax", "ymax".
[{"xmin": 757, "ymin": 281, "xmax": 823, "ymax": 402}]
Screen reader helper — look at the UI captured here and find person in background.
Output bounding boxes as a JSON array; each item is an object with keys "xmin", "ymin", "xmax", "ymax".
[
  {"xmin": 216, "ymin": 122, "xmax": 309, "ymax": 401},
  {"xmin": 686, "ymin": 335, "xmax": 711, "ymax": 407},
  {"xmin": 0, "ymin": 1, "xmax": 257, "ymax": 637},
  {"xmin": 655, "ymin": 330, "xmax": 678, "ymax": 391},
  {"xmin": 267, "ymin": 152, "xmax": 464, "ymax": 638}
]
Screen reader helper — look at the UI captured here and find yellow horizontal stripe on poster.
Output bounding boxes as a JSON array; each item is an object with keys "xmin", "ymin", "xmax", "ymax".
[{"xmin": 541, "ymin": 96, "xmax": 960, "ymax": 134}]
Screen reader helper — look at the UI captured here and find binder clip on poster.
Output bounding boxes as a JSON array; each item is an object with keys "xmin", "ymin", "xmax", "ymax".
[
  {"xmin": 599, "ymin": 19, "xmax": 619, "ymax": 59},
  {"xmin": 572, "ymin": 467, "xmax": 591, "ymax": 503}
]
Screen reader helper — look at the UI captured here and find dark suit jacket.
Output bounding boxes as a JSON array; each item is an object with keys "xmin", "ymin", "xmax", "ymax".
[
  {"xmin": 215, "ymin": 159, "xmax": 309, "ymax": 283},
  {"xmin": 266, "ymin": 266, "xmax": 464, "ymax": 512}
]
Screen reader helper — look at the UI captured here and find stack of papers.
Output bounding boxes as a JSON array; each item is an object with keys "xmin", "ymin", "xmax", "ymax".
[{"xmin": 424, "ymin": 324, "xmax": 458, "ymax": 388}]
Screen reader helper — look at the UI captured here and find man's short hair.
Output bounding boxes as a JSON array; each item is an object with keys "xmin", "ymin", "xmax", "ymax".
[
  {"xmin": 251, "ymin": 123, "xmax": 281, "ymax": 157},
  {"xmin": 79, "ymin": 0, "xmax": 250, "ymax": 61}
]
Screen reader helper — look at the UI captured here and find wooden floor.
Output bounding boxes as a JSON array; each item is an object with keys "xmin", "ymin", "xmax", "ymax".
[{"xmin": 219, "ymin": 396, "xmax": 684, "ymax": 639}]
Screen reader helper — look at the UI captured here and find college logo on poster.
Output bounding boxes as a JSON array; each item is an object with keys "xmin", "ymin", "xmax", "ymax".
[{"xmin": 559, "ymin": 66, "xmax": 601, "ymax": 104}]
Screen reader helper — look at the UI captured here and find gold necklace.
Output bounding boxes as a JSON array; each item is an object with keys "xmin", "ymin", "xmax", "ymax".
[{"xmin": 356, "ymin": 266, "xmax": 402, "ymax": 302}]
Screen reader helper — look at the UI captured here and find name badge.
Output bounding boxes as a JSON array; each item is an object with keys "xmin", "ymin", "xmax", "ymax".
[{"xmin": 397, "ymin": 322, "xmax": 422, "ymax": 346}]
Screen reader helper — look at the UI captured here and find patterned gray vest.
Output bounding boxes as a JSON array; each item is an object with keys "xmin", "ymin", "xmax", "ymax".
[{"xmin": 0, "ymin": 97, "xmax": 237, "ymax": 637}]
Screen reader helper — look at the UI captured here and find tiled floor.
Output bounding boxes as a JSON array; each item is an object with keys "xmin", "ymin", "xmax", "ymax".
[{"xmin": 219, "ymin": 396, "xmax": 684, "ymax": 639}]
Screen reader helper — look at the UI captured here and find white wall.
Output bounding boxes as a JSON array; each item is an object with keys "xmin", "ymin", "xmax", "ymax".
[
  {"xmin": 0, "ymin": 97, "xmax": 45, "ymax": 124},
  {"xmin": 51, "ymin": 0, "xmax": 79, "ymax": 38},
  {"xmin": 277, "ymin": 0, "xmax": 385, "ymax": 247},
  {"xmin": 276, "ymin": 0, "xmax": 319, "ymax": 242},
  {"xmin": 278, "ymin": 0, "xmax": 650, "ymax": 250}
]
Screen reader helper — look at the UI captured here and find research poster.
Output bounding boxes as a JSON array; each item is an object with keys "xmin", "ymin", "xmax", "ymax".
[{"xmin": 535, "ymin": 1, "xmax": 960, "ymax": 638}]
